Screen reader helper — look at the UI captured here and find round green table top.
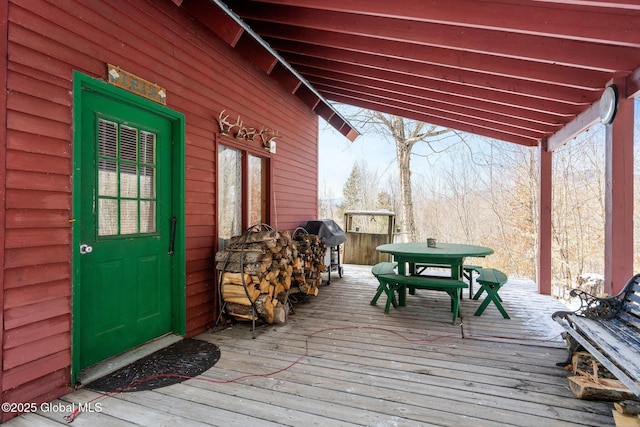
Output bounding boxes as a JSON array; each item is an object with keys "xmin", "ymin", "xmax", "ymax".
[{"xmin": 376, "ymin": 242, "xmax": 494, "ymax": 259}]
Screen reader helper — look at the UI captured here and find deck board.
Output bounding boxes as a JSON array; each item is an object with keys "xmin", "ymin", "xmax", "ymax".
[{"xmin": 5, "ymin": 264, "xmax": 615, "ymax": 426}]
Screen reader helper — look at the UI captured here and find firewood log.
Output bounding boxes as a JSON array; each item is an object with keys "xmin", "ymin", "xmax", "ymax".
[
  {"xmin": 615, "ymin": 400, "xmax": 640, "ymax": 415},
  {"xmin": 225, "ymin": 242, "xmax": 269, "ymax": 252},
  {"xmin": 259, "ymin": 277, "xmax": 270, "ymax": 293},
  {"xmin": 216, "ymin": 261, "xmax": 267, "ymax": 275},
  {"xmin": 214, "ymin": 250, "xmax": 272, "ymax": 264},
  {"xmin": 228, "ymin": 230, "xmax": 277, "ymax": 245},
  {"xmin": 225, "ymin": 302, "xmax": 257, "ymax": 320},
  {"xmin": 272, "ymin": 301, "xmax": 286, "ymax": 324},
  {"xmin": 283, "ymin": 274, "xmax": 292, "ymax": 289},
  {"xmin": 254, "ymin": 294, "xmax": 274, "ymax": 324},
  {"xmin": 220, "ymin": 272, "xmax": 251, "ymax": 285},
  {"xmin": 221, "ymin": 283, "xmax": 260, "ymax": 304},
  {"xmin": 298, "ymin": 282, "xmax": 319, "ymax": 296}
]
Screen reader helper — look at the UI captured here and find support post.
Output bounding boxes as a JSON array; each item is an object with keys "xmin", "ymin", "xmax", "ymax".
[
  {"xmin": 604, "ymin": 93, "xmax": 634, "ymax": 295},
  {"xmin": 538, "ymin": 141, "xmax": 553, "ymax": 295}
]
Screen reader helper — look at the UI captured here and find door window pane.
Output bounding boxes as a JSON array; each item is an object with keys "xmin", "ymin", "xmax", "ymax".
[
  {"xmin": 97, "ymin": 118, "xmax": 157, "ymax": 236},
  {"xmin": 140, "ymin": 201, "xmax": 156, "ymax": 233},
  {"xmin": 98, "ymin": 199, "xmax": 118, "ymax": 236},
  {"xmin": 140, "ymin": 166, "xmax": 155, "ymax": 199},
  {"xmin": 120, "ymin": 163, "xmax": 138, "ymax": 198},
  {"xmin": 98, "ymin": 159, "xmax": 118, "ymax": 197},
  {"xmin": 120, "ymin": 200, "xmax": 138, "ymax": 234}
]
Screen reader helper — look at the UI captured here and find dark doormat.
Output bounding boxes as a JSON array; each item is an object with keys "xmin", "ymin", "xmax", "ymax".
[{"xmin": 86, "ymin": 338, "xmax": 220, "ymax": 393}]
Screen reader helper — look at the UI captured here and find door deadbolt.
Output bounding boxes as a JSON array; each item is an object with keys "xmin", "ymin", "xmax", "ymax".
[{"xmin": 80, "ymin": 244, "xmax": 93, "ymax": 254}]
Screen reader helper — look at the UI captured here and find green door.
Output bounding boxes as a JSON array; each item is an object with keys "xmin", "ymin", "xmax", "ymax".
[{"xmin": 77, "ymin": 88, "xmax": 174, "ymax": 370}]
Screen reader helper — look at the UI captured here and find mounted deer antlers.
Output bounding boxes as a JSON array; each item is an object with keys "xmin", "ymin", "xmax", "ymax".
[
  {"xmin": 216, "ymin": 110, "xmax": 280, "ymax": 153},
  {"xmin": 217, "ymin": 110, "xmax": 242, "ymax": 136},
  {"xmin": 256, "ymin": 129, "xmax": 279, "ymax": 153}
]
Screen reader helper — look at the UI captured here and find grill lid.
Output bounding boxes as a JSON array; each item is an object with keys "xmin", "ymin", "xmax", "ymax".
[{"xmin": 304, "ymin": 219, "xmax": 347, "ymax": 246}]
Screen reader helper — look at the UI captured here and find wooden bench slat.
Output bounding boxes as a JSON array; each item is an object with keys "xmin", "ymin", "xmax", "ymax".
[
  {"xmin": 415, "ymin": 263, "xmax": 481, "ymax": 298},
  {"xmin": 569, "ymin": 315, "xmax": 640, "ymax": 382},
  {"xmin": 375, "ymin": 274, "xmax": 467, "ymax": 290},
  {"xmin": 625, "ymin": 293, "xmax": 640, "ymax": 311},
  {"xmin": 371, "ymin": 262, "xmax": 397, "ymax": 277},
  {"xmin": 477, "ymin": 268, "xmax": 508, "ymax": 285},
  {"xmin": 615, "ymin": 310, "xmax": 640, "ymax": 331},
  {"xmin": 601, "ymin": 318, "xmax": 640, "ymax": 348}
]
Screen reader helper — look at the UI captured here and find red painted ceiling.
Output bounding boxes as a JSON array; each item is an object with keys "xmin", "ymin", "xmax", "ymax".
[{"xmin": 184, "ymin": 0, "xmax": 640, "ymax": 148}]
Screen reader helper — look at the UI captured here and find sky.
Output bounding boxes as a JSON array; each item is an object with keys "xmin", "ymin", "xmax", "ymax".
[
  {"xmin": 317, "ymin": 119, "xmax": 397, "ymax": 201},
  {"xmin": 318, "ymin": 98, "xmax": 640, "ymax": 202},
  {"xmin": 317, "ymin": 113, "xmax": 486, "ymax": 201}
]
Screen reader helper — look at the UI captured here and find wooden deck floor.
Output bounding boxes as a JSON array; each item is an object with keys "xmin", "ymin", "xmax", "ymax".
[{"xmin": 7, "ymin": 265, "xmax": 616, "ymax": 426}]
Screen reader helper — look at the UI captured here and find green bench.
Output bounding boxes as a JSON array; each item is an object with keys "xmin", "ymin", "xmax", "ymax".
[
  {"xmin": 415, "ymin": 263, "xmax": 482, "ymax": 299},
  {"xmin": 370, "ymin": 262, "xmax": 401, "ymax": 313},
  {"xmin": 371, "ymin": 262, "xmax": 468, "ymax": 323},
  {"xmin": 473, "ymin": 268, "xmax": 509, "ymax": 318},
  {"xmin": 462, "ymin": 264, "xmax": 483, "ymax": 298}
]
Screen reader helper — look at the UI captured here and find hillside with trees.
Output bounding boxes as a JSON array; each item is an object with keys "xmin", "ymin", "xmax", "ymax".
[{"xmin": 319, "ymin": 111, "xmax": 640, "ymax": 298}]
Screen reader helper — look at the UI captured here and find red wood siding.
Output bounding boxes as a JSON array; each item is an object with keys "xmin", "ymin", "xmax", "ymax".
[
  {"xmin": 2, "ymin": 0, "xmax": 320, "ymax": 414},
  {"xmin": 0, "ymin": 0, "xmax": 9, "ymax": 414}
]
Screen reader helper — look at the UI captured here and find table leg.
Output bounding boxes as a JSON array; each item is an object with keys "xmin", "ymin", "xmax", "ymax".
[
  {"xmin": 396, "ymin": 261, "xmax": 408, "ymax": 306},
  {"xmin": 451, "ymin": 261, "xmax": 464, "ymax": 299}
]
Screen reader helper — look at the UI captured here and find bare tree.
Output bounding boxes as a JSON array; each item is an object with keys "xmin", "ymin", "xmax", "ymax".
[{"xmin": 360, "ymin": 112, "xmax": 452, "ymax": 241}]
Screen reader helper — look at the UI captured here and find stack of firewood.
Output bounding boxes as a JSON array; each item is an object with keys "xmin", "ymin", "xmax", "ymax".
[
  {"xmin": 292, "ymin": 231, "xmax": 327, "ymax": 296},
  {"xmin": 215, "ymin": 227, "xmax": 328, "ymax": 324},
  {"xmin": 215, "ymin": 228, "xmax": 294, "ymax": 324}
]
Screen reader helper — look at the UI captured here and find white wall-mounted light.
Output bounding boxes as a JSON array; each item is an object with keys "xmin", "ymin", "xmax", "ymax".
[{"xmin": 599, "ymin": 85, "xmax": 618, "ymax": 125}]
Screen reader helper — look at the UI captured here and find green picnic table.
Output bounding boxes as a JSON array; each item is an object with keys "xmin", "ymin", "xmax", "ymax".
[{"xmin": 376, "ymin": 242, "xmax": 494, "ymax": 307}]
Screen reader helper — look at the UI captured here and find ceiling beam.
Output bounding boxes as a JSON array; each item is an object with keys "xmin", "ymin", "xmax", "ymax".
[
  {"xmin": 295, "ymin": 64, "xmax": 564, "ymax": 126},
  {"xmin": 545, "ymin": 101, "xmax": 600, "ymax": 151},
  {"xmin": 226, "ymin": 1, "xmax": 640, "ymax": 70},
  {"xmin": 184, "ymin": 0, "xmax": 244, "ymax": 46},
  {"xmin": 269, "ymin": 39, "xmax": 596, "ymax": 106},
  {"xmin": 268, "ymin": 62, "xmax": 302, "ymax": 94},
  {"xmin": 287, "ymin": 56, "xmax": 579, "ymax": 120},
  {"xmin": 214, "ymin": 0, "xmax": 638, "ymax": 146},
  {"xmin": 249, "ymin": 21, "xmax": 607, "ymax": 90},
  {"xmin": 324, "ymin": 91, "xmax": 538, "ymax": 147},
  {"xmin": 307, "ymin": 75, "xmax": 560, "ymax": 135},
  {"xmin": 231, "ymin": 0, "xmax": 640, "ymax": 46},
  {"xmin": 625, "ymin": 66, "xmax": 640, "ymax": 97},
  {"xmin": 318, "ymin": 85, "xmax": 543, "ymax": 142},
  {"xmin": 234, "ymin": 33, "xmax": 278, "ymax": 73},
  {"xmin": 547, "ymin": 72, "xmax": 638, "ymax": 151},
  {"xmin": 187, "ymin": 0, "xmax": 360, "ymax": 141}
]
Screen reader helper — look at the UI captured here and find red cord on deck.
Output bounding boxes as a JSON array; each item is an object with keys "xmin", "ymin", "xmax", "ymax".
[{"xmin": 63, "ymin": 324, "xmax": 560, "ymax": 422}]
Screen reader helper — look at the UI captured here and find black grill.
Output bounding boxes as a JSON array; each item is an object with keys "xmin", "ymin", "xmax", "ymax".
[{"xmin": 305, "ymin": 219, "xmax": 346, "ymax": 284}]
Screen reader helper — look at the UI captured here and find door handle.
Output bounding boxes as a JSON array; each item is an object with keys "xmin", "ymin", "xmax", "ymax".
[
  {"xmin": 168, "ymin": 216, "xmax": 177, "ymax": 255},
  {"xmin": 80, "ymin": 244, "xmax": 93, "ymax": 254}
]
